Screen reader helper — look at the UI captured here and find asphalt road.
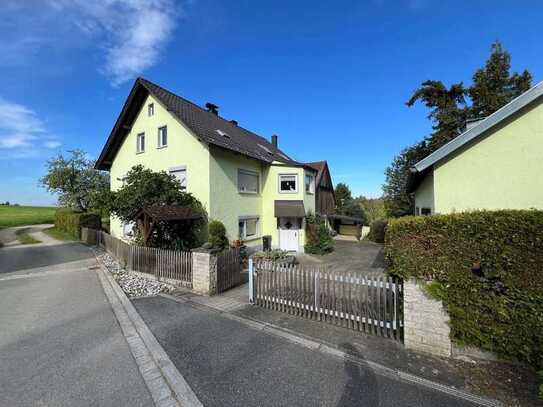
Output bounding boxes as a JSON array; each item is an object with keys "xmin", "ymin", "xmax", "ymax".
[
  {"xmin": 133, "ymin": 296, "xmax": 477, "ymax": 407},
  {"xmin": 0, "ymin": 234, "xmax": 153, "ymax": 406}
]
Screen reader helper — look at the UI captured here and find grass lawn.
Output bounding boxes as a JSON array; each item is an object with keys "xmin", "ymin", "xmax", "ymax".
[
  {"xmin": 0, "ymin": 205, "xmax": 57, "ymax": 228},
  {"xmin": 15, "ymin": 228, "xmax": 42, "ymax": 244},
  {"xmin": 43, "ymin": 227, "xmax": 79, "ymax": 241}
]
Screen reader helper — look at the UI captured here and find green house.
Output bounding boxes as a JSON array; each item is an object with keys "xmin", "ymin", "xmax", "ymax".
[
  {"xmin": 409, "ymin": 81, "xmax": 543, "ymax": 215},
  {"xmin": 95, "ymin": 78, "xmax": 328, "ymax": 252}
]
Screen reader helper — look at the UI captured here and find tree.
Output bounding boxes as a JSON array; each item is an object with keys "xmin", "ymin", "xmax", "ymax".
[
  {"xmin": 469, "ymin": 42, "xmax": 532, "ymax": 119},
  {"xmin": 383, "ymin": 42, "xmax": 532, "ymax": 218},
  {"xmin": 109, "ymin": 165, "xmax": 206, "ymax": 250},
  {"xmin": 334, "ymin": 183, "xmax": 353, "ymax": 208},
  {"xmin": 40, "ymin": 150, "xmax": 109, "ymax": 212},
  {"xmin": 383, "ymin": 142, "xmax": 428, "ymax": 217},
  {"xmin": 355, "ymin": 195, "xmax": 386, "ymax": 224}
]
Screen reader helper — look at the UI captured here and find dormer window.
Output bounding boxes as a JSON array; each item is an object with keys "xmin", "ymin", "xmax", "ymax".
[{"xmin": 148, "ymin": 103, "xmax": 154, "ymax": 116}]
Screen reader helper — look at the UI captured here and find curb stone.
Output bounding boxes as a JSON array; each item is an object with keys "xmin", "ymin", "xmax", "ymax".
[
  {"xmin": 159, "ymin": 293, "xmax": 502, "ymax": 407},
  {"xmin": 95, "ymin": 255, "xmax": 203, "ymax": 407}
]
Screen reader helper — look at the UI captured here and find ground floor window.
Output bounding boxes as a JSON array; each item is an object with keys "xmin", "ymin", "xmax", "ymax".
[
  {"xmin": 239, "ymin": 217, "xmax": 259, "ymax": 240},
  {"xmin": 421, "ymin": 207, "xmax": 431, "ymax": 216}
]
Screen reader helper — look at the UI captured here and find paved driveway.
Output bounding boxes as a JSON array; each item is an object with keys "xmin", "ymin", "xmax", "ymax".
[
  {"xmin": 134, "ymin": 296, "xmax": 475, "ymax": 407},
  {"xmin": 0, "ymin": 229, "xmax": 153, "ymax": 406},
  {"xmin": 299, "ymin": 240, "xmax": 385, "ymax": 275}
]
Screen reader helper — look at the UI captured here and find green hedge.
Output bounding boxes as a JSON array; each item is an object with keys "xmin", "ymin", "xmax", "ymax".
[
  {"xmin": 367, "ymin": 219, "xmax": 388, "ymax": 243},
  {"xmin": 55, "ymin": 209, "xmax": 102, "ymax": 238},
  {"xmin": 208, "ymin": 219, "xmax": 228, "ymax": 249},
  {"xmin": 385, "ymin": 210, "xmax": 543, "ymax": 368}
]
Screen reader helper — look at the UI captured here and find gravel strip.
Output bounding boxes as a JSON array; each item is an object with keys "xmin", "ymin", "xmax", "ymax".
[{"xmin": 94, "ymin": 249, "xmax": 173, "ymax": 298}]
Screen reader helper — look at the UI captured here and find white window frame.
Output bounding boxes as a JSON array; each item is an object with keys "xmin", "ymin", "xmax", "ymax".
[
  {"xmin": 238, "ymin": 216, "xmax": 259, "ymax": 240},
  {"xmin": 305, "ymin": 174, "xmax": 315, "ymax": 194},
  {"xmin": 136, "ymin": 132, "xmax": 145, "ymax": 153},
  {"xmin": 238, "ymin": 169, "xmax": 259, "ymax": 194},
  {"xmin": 158, "ymin": 126, "xmax": 167, "ymax": 148},
  {"xmin": 148, "ymin": 103, "xmax": 154, "ymax": 116},
  {"xmin": 169, "ymin": 165, "xmax": 187, "ymax": 190},
  {"xmin": 278, "ymin": 173, "xmax": 298, "ymax": 194}
]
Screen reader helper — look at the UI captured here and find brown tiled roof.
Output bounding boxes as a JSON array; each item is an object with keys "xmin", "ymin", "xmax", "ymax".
[{"xmin": 96, "ymin": 77, "xmax": 305, "ymax": 170}]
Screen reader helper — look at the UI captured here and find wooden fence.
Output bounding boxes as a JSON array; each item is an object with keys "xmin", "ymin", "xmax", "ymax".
[
  {"xmin": 83, "ymin": 228, "xmax": 192, "ymax": 286},
  {"xmin": 216, "ymin": 248, "xmax": 243, "ymax": 293},
  {"xmin": 250, "ymin": 261, "xmax": 403, "ymax": 342}
]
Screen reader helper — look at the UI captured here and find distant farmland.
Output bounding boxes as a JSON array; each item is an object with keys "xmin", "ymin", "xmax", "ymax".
[{"xmin": 0, "ymin": 205, "xmax": 57, "ymax": 229}]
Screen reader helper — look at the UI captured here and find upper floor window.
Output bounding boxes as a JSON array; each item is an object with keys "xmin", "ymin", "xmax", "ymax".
[
  {"xmin": 279, "ymin": 174, "xmax": 297, "ymax": 193},
  {"xmin": 136, "ymin": 133, "xmax": 145, "ymax": 153},
  {"xmin": 238, "ymin": 169, "xmax": 259, "ymax": 194},
  {"xmin": 158, "ymin": 126, "xmax": 167, "ymax": 148},
  {"xmin": 169, "ymin": 166, "xmax": 187, "ymax": 190},
  {"xmin": 148, "ymin": 103, "xmax": 154, "ymax": 116},
  {"xmin": 305, "ymin": 174, "xmax": 315, "ymax": 194}
]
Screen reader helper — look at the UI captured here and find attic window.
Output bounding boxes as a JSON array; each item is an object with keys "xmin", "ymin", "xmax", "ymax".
[
  {"xmin": 216, "ymin": 129, "xmax": 230, "ymax": 138},
  {"xmin": 257, "ymin": 144, "xmax": 273, "ymax": 155},
  {"xmin": 148, "ymin": 103, "xmax": 154, "ymax": 116}
]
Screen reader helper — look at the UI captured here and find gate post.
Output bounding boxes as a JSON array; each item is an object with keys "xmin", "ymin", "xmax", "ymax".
[
  {"xmin": 403, "ymin": 279, "xmax": 452, "ymax": 357},
  {"xmin": 248, "ymin": 258, "xmax": 254, "ymax": 303},
  {"xmin": 191, "ymin": 247, "xmax": 219, "ymax": 296}
]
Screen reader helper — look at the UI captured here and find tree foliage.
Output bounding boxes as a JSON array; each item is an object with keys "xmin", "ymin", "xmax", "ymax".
[
  {"xmin": 354, "ymin": 196, "xmax": 386, "ymax": 224},
  {"xmin": 109, "ymin": 165, "xmax": 207, "ymax": 250},
  {"xmin": 40, "ymin": 150, "xmax": 109, "ymax": 212},
  {"xmin": 384, "ymin": 42, "xmax": 532, "ymax": 217},
  {"xmin": 334, "ymin": 182, "xmax": 368, "ymax": 223}
]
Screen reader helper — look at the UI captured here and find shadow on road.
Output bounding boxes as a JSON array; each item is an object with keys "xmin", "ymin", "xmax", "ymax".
[
  {"xmin": 337, "ymin": 342, "xmax": 379, "ymax": 406},
  {"xmin": 0, "ymin": 243, "xmax": 94, "ymax": 274}
]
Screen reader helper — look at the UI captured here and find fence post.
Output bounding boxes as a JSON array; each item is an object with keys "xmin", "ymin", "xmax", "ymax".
[
  {"xmin": 191, "ymin": 247, "xmax": 219, "ymax": 296},
  {"xmin": 314, "ymin": 271, "xmax": 319, "ymax": 315},
  {"xmin": 248, "ymin": 258, "xmax": 254, "ymax": 303}
]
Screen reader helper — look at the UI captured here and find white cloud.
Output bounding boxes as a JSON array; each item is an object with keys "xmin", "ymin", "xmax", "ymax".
[
  {"xmin": 0, "ymin": 98, "xmax": 61, "ymax": 158},
  {"xmin": 49, "ymin": 0, "xmax": 179, "ymax": 86}
]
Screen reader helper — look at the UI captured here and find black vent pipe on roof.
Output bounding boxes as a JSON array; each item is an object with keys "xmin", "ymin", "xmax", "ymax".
[{"xmin": 205, "ymin": 102, "xmax": 219, "ymax": 115}]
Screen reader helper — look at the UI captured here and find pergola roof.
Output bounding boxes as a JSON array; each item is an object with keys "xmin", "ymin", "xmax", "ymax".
[{"xmin": 136, "ymin": 205, "xmax": 202, "ymax": 222}]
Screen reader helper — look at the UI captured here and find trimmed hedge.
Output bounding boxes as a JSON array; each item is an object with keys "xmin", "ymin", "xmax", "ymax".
[
  {"xmin": 367, "ymin": 219, "xmax": 388, "ymax": 243},
  {"xmin": 385, "ymin": 210, "xmax": 543, "ymax": 368},
  {"xmin": 55, "ymin": 209, "xmax": 102, "ymax": 238},
  {"xmin": 208, "ymin": 219, "xmax": 228, "ymax": 249}
]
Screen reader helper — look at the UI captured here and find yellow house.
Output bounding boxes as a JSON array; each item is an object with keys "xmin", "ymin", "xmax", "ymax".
[
  {"xmin": 95, "ymin": 78, "xmax": 320, "ymax": 252},
  {"xmin": 409, "ymin": 81, "xmax": 543, "ymax": 215}
]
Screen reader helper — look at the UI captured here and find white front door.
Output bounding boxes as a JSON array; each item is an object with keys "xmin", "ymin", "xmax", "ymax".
[{"xmin": 279, "ymin": 217, "xmax": 299, "ymax": 251}]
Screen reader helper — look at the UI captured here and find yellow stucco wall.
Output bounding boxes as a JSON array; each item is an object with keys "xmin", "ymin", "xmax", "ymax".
[
  {"xmin": 414, "ymin": 170, "xmax": 434, "ymax": 214},
  {"xmin": 416, "ymin": 100, "xmax": 543, "ymax": 214},
  {"xmin": 209, "ymin": 146, "xmax": 263, "ymax": 245},
  {"xmin": 109, "ymin": 94, "xmax": 210, "ymax": 238}
]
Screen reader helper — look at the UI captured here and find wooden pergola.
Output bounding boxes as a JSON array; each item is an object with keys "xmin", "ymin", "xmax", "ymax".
[{"xmin": 135, "ymin": 205, "xmax": 203, "ymax": 246}]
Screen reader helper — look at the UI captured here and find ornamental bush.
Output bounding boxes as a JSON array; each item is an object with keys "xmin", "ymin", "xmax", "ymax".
[
  {"xmin": 208, "ymin": 220, "xmax": 228, "ymax": 250},
  {"xmin": 385, "ymin": 210, "xmax": 543, "ymax": 368},
  {"xmin": 305, "ymin": 213, "xmax": 334, "ymax": 255},
  {"xmin": 55, "ymin": 208, "xmax": 101, "ymax": 238}
]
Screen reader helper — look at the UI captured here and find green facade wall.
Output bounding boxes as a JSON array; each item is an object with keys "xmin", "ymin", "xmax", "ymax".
[
  {"xmin": 109, "ymin": 94, "xmax": 210, "ymax": 238},
  {"xmin": 415, "ymin": 100, "xmax": 543, "ymax": 214}
]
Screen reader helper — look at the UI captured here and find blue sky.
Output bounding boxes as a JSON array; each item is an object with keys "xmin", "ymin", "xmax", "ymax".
[{"xmin": 1, "ymin": 0, "xmax": 542, "ymax": 206}]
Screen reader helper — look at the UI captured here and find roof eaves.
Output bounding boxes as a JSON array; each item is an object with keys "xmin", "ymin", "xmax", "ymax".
[{"xmin": 413, "ymin": 81, "xmax": 543, "ymax": 173}]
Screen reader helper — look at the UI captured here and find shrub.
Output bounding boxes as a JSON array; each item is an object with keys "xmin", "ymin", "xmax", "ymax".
[
  {"xmin": 385, "ymin": 210, "xmax": 543, "ymax": 369},
  {"xmin": 55, "ymin": 208, "xmax": 102, "ymax": 238},
  {"xmin": 208, "ymin": 220, "xmax": 228, "ymax": 249},
  {"xmin": 367, "ymin": 219, "xmax": 388, "ymax": 243},
  {"xmin": 305, "ymin": 215, "xmax": 334, "ymax": 255},
  {"xmin": 253, "ymin": 249, "xmax": 290, "ymax": 261}
]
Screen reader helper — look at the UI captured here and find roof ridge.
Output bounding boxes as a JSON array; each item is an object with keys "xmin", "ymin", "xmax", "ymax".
[{"xmin": 137, "ymin": 77, "xmax": 277, "ymax": 147}]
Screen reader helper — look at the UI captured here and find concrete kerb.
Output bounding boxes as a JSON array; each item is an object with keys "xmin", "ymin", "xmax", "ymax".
[
  {"xmin": 159, "ymin": 293, "xmax": 502, "ymax": 407},
  {"xmin": 94, "ymin": 255, "xmax": 203, "ymax": 407}
]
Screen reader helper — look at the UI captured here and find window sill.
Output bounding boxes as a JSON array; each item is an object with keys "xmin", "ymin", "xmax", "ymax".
[
  {"xmin": 279, "ymin": 191, "xmax": 298, "ymax": 194},
  {"xmin": 238, "ymin": 191, "xmax": 260, "ymax": 196},
  {"xmin": 136, "ymin": 151, "xmax": 145, "ymax": 155},
  {"xmin": 157, "ymin": 145, "xmax": 168, "ymax": 149},
  {"xmin": 242, "ymin": 235, "xmax": 261, "ymax": 243}
]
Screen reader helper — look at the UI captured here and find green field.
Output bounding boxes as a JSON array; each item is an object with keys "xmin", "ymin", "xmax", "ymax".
[{"xmin": 0, "ymin": 205, "xmax": 57, "ymax": 229}]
